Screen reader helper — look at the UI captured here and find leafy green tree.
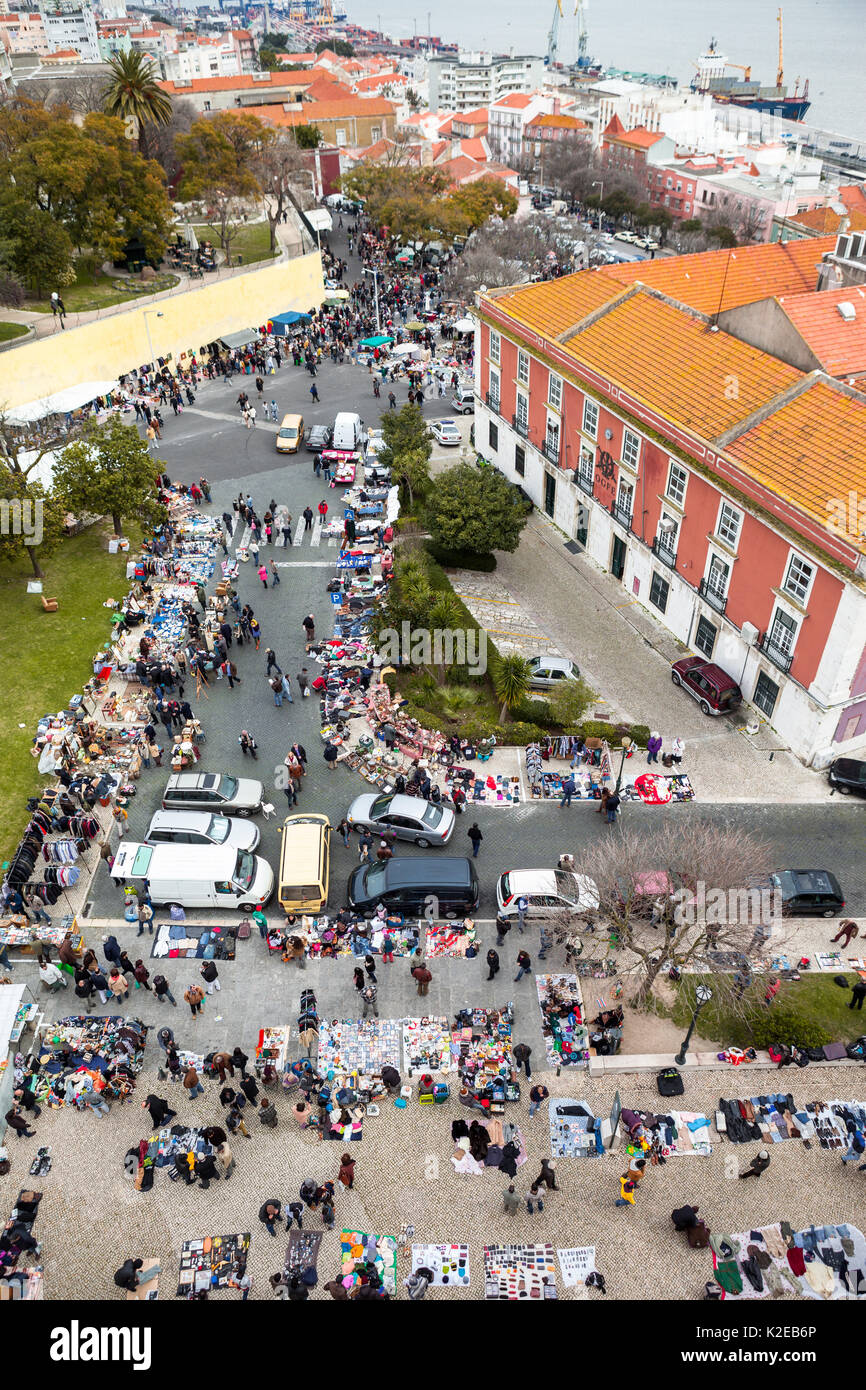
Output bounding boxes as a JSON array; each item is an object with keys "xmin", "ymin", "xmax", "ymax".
[
  {"xmin": 294, "ymin": 124, "xmax": 322, "ymax": 149},
  {"xmin": 0, "ymin": 197, "xmax": 74, "ymax": 296},
  {"xmin": 378, "ymin": 404, "xmax": 431, "ymax": 507},
  {"xmin": 258, "ymin": 47, "xmax": 282, "ymax": 71},
  {"xmin": 681, "ymin": 218, "xmax": 702, "ymax": 232},
  {"xmin": 492, "ymin": 652, "xmax": 532, "ymax": 724},
  {"xmin": 548, "ymin": 675, "xmax": 595, "ymax": 728},
  {"xmin": 428, "ymin": 592, "xmax": 466, "ymax": 684},
  {"xmin": 426, "ymin": 463, "xmax": 529, "ymax": 556},
  {"xmin": 176, "ymin": 112, "xmax": 263, "ymax": 264},
  {"xmin": 0, "ymin": 472, "xmax": 67, "ymax": 579},
  {"xmin": 262, "ymin": 32, "xmax": 289, "ymax": 49},
  {"xmin": 448, "ymin": 176, "xmax": 518, "ymax": 229},
  {"xmin": 316, "ymin": 38, "xmax": 354, "ymax": 57},
  {"xmin": 52, "ymin": 417, "xmax": 162, "ymax": 537},
  {"xmin": 102, "ymin": 50, "xmax": 173, "ymax": 154}
]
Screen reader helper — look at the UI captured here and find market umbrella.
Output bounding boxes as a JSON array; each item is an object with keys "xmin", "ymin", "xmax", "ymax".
[
  {"xmin": 389, "ymin": 342, "xmax": 422, "ymax": 357},
  {"xmin": 359, "ymin": 335, "xmax": 393, "ymax": 348},
  {"xmin": 454, "ymin": 317, "xmax": 475, "ymax": 334},
  {"xmin": 404, "ymin": 320, "xmax": 425, "ymax": 332},
  {"xmin": 324, "ymin": 291, "xmax": 350, "ymax": 305}
]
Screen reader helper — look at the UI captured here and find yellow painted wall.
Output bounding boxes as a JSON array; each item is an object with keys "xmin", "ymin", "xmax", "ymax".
[{"xmin": 1, "ymin": 253, "xmax": 326, "ymax": 411}]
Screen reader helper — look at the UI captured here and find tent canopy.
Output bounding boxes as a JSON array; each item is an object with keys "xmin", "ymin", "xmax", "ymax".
[
  {"xmin": 220, "ymin": 329, "xmax": 259, "ymax": 350},
  {"xmin": 359, "ymin": 335, "xmax": 393, "ymax": 348},
  {"xmin": 7, "ymin": 381, "xmax": 119, "ymax": 425},
  {"xmin": 390, "ymin": 342, "xmax": 422, "ymax": 358},
  {"xmin": 454, "ymin": 317, "xmax": 475, "ymax": 334},
  {"xmin": 270, "ymin": 311, "xmax": 311, "ymax": 335},
  {"xmin": 305, "ymin": 207, "xmax": 333, "ymax": 232}
]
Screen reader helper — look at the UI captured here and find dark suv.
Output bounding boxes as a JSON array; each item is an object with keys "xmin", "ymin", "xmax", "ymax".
[
  {"xmin": 828, "ymin": 758, "xmax": 866, "ymax": 797},
  {"xmin": 671, "ymin": 656, "xmax": 741, "ymax": 716},
  {"xmin": 347, "ymin": 857, "xmax": 479, "ymax": 918},
  {"xmin": 770, "ymin": 869, "xmax": 845, "ymax": 917}
]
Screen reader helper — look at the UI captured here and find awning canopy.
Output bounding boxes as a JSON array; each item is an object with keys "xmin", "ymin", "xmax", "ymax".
[
  {"xmin": 404, "ymin": 320, "xmax": 425, "ymax": 332},
  {"xmin": 454, "ymin": 317, "xmax": 475, "ymax": 334},
  {"xmin": 7, "ymin": 380, "xmax": 119, "ymax": 425},
  {"xmin": 305, "ymin": 207, "xmax": 333, "ymax": 232},
  {"xmin": 359, "ymin": 335, "xmax": 393, "ymax": 348},
  {"xmin": 270, "ymin": 311, "xmax": 311, "ymax": 335},
  {"xmin": 389, "ymin": 342, "xmax": 422, "ymax": 358},
  {"xmin": 220, "ymin": 329, "xmax": 259, "ymax": 350}
]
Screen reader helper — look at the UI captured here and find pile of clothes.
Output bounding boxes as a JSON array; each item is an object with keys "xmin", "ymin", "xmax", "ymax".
[{"xmin": 711, "ymin": 1222, "xmax": 866, "ymax": 1300}]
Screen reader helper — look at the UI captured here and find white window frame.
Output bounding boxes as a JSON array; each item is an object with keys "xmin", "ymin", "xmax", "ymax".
[
  {"xmin": 621, "ymin": 428, "xmax": 641, "ymax": 472},
  {"xmin": 782, "ymin": 551, "xmax": 815, "ymax": 606},
  {"xmin": 514, "ymin": 390, "xmax": 528, "ymax": 431},
  {"xmin": 582, "ymin": 397, "xmax": 598, "ymax": 438},
  {"xmin": 616, "ymin": 478, "xmax": 633, "ymax": 517},
  {"xmin": 578, "ymin": 445, "xmax": 594, "ymax": 487},
  {"xmin": 548, "ymin": 372, "xmax": 562, "ymax": 412},
  {"xmin": 666, "ymin": 460, "xmax": 688, "ymax": 507},
  {"xmin": 716, "ymin": 500, "xmax": 742, "ymax": 550},
  {"xmin": 489, "ymin": 328, "xmax": 500, "ymax": 364},
  {"xmin": 517, "ymin": 349, "xmax": 529, "ymax": 386},
  {"xmin": 768, "ymin": 605, "xmax": 798, "ymax": 657},
  {"xmin": 705, "ymin": 551, "xmax": 730, "ymax": 599}
]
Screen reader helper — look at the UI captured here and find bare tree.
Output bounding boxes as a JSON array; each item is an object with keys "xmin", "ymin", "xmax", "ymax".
[
  {"xmin": 555, "ymin": 820, "xmax": 784, "ymax": 1016},
  {"xmin": 144, "ymin": 97, "xmax": 197, "ymax": 185},
  {"xmin": 735, "ymin": 200, "xmax": 768, "ymax": 245},
  {"xmin": 251, "ymin": 129, "xmax": 312, "ymax": 253},
  {"xmin": 540, "ymin": 136, "xmax": 599, "ymax": 202}
]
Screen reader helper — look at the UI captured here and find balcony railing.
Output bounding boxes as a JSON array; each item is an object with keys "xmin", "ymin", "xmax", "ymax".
[
  {"xmin": 512, "ymin": 414, "xmax": 529, "ymax": 439},
  {"xmin": 485, "ymin": 391, "xmax": 501, "ymax": 415},
  {"xmin": 610, "ymin": 500, "xmax": 632, "ymax": 531},
  {"xmin": 698, "ymin": 577, "xmax": 727, "ymax": 615},
  {"xmin": 576, "ymin": 470, "xmax": 594, "ymax": 496},
  {"xmin": 758, "ymin": 631, "xmax": 794, "ymax": 673},
  {"xmin": 542, "ymin": 438, "xmax": 561, "ymax": 466},
  {"xmin": 652, "ymin": 534, "xmax": 678, "ymax": 569}
]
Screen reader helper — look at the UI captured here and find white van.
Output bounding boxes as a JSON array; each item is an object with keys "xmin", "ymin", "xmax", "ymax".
[
  {"xmin": 110, "ymin": 841, "xmax": 274, "ymax": 911},
  {"xmin": 332, "ymin": 411, "xmax": 364, "ymax": 451}
]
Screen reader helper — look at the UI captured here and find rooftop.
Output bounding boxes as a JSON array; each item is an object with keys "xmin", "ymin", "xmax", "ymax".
[{"xmin": 776, "ymin": 285, "xmax": 866, "ymax": 377}]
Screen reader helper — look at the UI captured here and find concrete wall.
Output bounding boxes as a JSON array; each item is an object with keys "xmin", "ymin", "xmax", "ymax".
[{"xmin": 0, "ymin": 252, "xmax": 326, "ymax": 411}]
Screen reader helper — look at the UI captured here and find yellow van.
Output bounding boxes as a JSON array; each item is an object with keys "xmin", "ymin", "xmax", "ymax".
[
  {"xmin": 276, "ymin": 413, "xmax": 304, "ymax": 454},
  {"xmin": 277, "ymin": 813, "xmax": 330, "ymax": 911}
]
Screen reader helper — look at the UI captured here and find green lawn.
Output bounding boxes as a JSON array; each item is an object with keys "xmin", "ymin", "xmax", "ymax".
[
  {"xmin": 0, "ymin": 522, "xmax": 142, "ymax": 866},
  {"xmin": 192, "ymin": 220, "xmax": 276, "ymax": 267},
  {"xmin": 673, "ymin": 972, "xmax": 864, "ymax": 1050},
  {"xmin": 26, "ymin": 265, "xmax": 179, "ymax": 315},
  {"xmin": 0, "ymin": 321, "xmax": 28, "ymax": 342}
]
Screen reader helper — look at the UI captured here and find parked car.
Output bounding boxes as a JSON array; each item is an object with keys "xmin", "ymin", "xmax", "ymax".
[
  {"xmin": 366, "ymin": 428, "xmax": 386, "ymax": 457},
  {"xmin": 111, "ymin": 842, "xmax": 273, "ymax": 911},
  {"xmin": 635, "ymin": 236, "xmax": 660, "ymax": 251},
  {"xmin": 429, "ymin": 418, "xmax": 462, "ymax": 446},
  {"xmin": 305, "ymin": 424, "xmax": 332, "ymax": 453},
  {"xmin": 828, "ymin": 757, "xmax": 866, "ymax": 796},
  {"xmin": 276, "ymin": 413, "xmax": 304, "ymax": 454},
  {"xmin": 161, "ymin": 772, "xmax": 264, "ymax": 816},
  {"xmin": 615, "ymin": 230, "xmax": 638, "ymax": 244},
  {"xmin": 496, "ymin": 869, "xmax": 599, "ymax": 919},
  {"xmin": 450, "ymin": 388, "xmax": 475, "ymax": 415},
  {"xmin": 145, "ymin": 809, "xmax": 260, "ymax": 851},
  {"xmin": 346, "ymin": 792, "xmax": 455, "ymax": 847},
  {"xmin": 769, "ymin": 869, "xmax": 845, "ymax": 917},
  {"xmin": 527, "ymin": 654, "xmax": 580, "ymax": 688},
  {"xmin": 348, "ymin": 857, "xmax": 479, "ymax": 917},
  {"xmin": 671, "ymin": 656, "xmax": 741, "ymax": 716}
]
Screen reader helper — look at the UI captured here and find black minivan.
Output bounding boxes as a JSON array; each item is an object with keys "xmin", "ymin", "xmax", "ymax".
[{"xmin": 348, "ymin": 857, "xmax": 479, "ymax": 918}]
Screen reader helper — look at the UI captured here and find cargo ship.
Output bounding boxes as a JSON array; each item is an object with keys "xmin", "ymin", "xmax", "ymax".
[{"xmin": 690, "ymin": 10, "xmax": 810, "ymax": 121}]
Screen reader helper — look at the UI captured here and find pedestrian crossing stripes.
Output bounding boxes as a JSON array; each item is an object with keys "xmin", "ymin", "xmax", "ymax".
[
  {"xmin": 293, "ymin": 515, "xmax": 306, "ymax": 546},
  {"xmin": 310, "ymin": 516, "xmax": 323, "ymax": 547}
]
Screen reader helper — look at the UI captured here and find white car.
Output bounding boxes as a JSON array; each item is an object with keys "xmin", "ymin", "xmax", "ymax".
[
  {"xmin": 145, "ymin": 809, "xmax": 260, "ymax": 851},
  {"xmin": 429, "ymin": 419, "xmax": 462, "ymax": 446},
  {"xmin": 635, "ymin": 236, "xmax": 659, "ymax": 251},
  {"xmin": 496, "ymin": 868, "xmax": 599, "ymax": 920},
  {"xmin": 615, "ymin": 230, "xmax": 638, "ymax": 244},
  {"xmin": 366, "ymin": 428, "xmax": 386, "ymax": 457}
]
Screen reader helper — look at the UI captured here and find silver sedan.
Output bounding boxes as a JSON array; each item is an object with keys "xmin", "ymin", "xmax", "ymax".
[{"xmin": 346, "ymin": 793, "xmax": 455, "ymax": 847}]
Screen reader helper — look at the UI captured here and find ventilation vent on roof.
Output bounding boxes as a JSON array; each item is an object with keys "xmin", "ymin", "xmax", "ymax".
[
  {"xmin": 838, "ymin": 301, "xmax": 856, "ymax": 322},
  {"xmin": 851, "ymin": 232, "xmax": 866, "ymax": 260},
  {"xmin": 252, "ymin": 71, "xmax": 272, "ymax": 80},
  {"xmin": 836, "ymin": 234, "xmax": 852, "ymax": 260}
]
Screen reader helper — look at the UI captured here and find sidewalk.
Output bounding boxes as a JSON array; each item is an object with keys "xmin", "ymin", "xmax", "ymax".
[{"xmin": 482, "ymin": 511, "xmax": 829, "ymax": 803}]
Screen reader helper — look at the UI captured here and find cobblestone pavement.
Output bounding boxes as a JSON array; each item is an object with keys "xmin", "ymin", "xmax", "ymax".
[{"xmin": 3, "ymin": 1058, "xmax": 863, "ymax": 1301}]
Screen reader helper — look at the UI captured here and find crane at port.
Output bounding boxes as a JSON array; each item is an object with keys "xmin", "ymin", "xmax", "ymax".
[
  {"xmin": 776, "ymin": 5, "xmax": 784, "ymax": 88},
  {"xmin": 547, "ymin": 0, "xmax": 590, "ymax": 69}
]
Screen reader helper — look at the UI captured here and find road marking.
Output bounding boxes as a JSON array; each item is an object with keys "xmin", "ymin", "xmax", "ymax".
[
  {"xmin": 310, "ymin": 516, "xmax": 323, "ymax": 547},
  {"xmin": 272, "ymin": 560, "xmax": 335, "ymax": 568},
  {"xmin": 184, "ymin": 406, "xmax": 279, "ymax": 433},
  {"xmin": 294, "ymin": 516, "xmax": 307, "ymax": 545}
]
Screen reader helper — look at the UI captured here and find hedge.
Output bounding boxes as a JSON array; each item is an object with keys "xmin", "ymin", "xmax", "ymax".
[{"xmin": 746, "ymin": 1007, "xmax": 833, "ymax": 1051}]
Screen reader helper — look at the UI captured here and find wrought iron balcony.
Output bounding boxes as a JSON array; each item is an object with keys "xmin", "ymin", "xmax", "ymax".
[
  {"xmin": 610, "ymin": 500, "xmax": 632, "ymax": 530},
  {"xmin": 698, "ymin": 577, "xmax": 727, "ymax": 615},
  {"xmin": 758, "ymin": 631, "xmax": 793, "ymax": 673},
  {"xmin": 512, "ymin": 414, "xmax": 529, "ymax": 439},
  {"xmin": 542, "ymin": 437, "xmax": 561, "ymax": 465},
  {"xmin": 576, "ymin": 470, "xmax": 594, "ymax": 496},
  {"xmin": 485, "ymin": 391, "xmax": 501, "ymax": 415},
  {"xmin": 652, "ymin": 534, "xmax": 678, "ymax": 569}
]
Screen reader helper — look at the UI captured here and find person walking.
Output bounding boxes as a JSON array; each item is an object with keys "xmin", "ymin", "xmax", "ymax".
[
  {"xmin": 302, "ymin": 613, "xmax": 316, "ymax": 643},
  {"xmin": 310, "ymin": 383, "xmax": 319, "ymax": 403},
  {"xmin": 183, "ymin": 1064, "xmax": 204, "ymax": 1100},
  {"xmin": 850, "ymin": 979, "xmax": 866, "ymax": 1011},
  {"xmin": 615, "ymin": 1177, "xmax": 636, "ymax": 1208},
  {"xmin": 513, "ymin": 949, "xmax": 532, "ymax": 983},
  {"xmin": 337, "ymin": 818, "xmax": 351, "ymax": 848},
  {"xmin": 215, "ymin": 1141, "xmax": 235, "ymax": 1180},
  {"xmin": 153, "ymin": 973, "xmax": 177, "ymax": 1006},
  {"xmin": 297, "ymin": 668, "xmax": 310, "ymax": 697},
  {"xmin": 108, "ymin": 967, "xmax": 130, "ymax": 1005},
  {"xmin": 502, "ymin": 1184, "xmax": 521, "ymax": 1215},
  {"xmin": 270, "ymin": 559, "xmax": 280, "ymax": 587},
  {"xmin": 133, "ymin": 959, "xmax": 152, "ymax": 991},
  {"xmin": 259, "ymin": 1200, "xmax": 283, "ymax": 1237},
  {"xmin": 495, "ymin": 913, "xmax": 511, "ymax": 947},
  {"xmin": 411, "ymin": 962, "xmax": 432, "ymax": 996},
  {"xmin": 239, "ymin": 730, "xmax": 258, "ymax": 758},
  {"xmin": 200, "ymin": 959, "xmax": 220, "ymax": 995},
  {"xmin": 605, "ymin": 791, "xmax": 620, "ymax": 825},
  {"xmin": 231, "ymin": 1046, "xmax": 250, "ymax": 1077},
  {"xmin": 513, "ymin": 1043, "xmax": 532, "ymax": 1078},
  {"xmin": 184, "ymin": 982, "xmax": 205, "ymax": 1019},
  {"xmin": 739, "ymin": 1150, "xmax": 771, "ymax": 1179},
  {"xmin": 528, "ymin": 1084, "xmax": 549, "ymax": 1119},
  {"xmin": 486, "ymin": 948, "xmax": 500, "ymax": 981},
  {"xmin": 227, "ymin": 1105, "xmax": 250, "ymax": 1140},
  {"xmin": 516, "ymin": 896, "xmax": 528, "ymax": 935},
  {"xmin": 361, "ymin": 981, "xmax": 378, "ymax": 1018},
  {"xmin": 257, "ymin": 564, "xmax": 269, "ymax": 589},
  {"xmin": 259, "ymin": 1098, "xmax": 278, "ymax": 1128},
  {"xmin": 323, "ymin": 740, "xmax": 339, "ymax": 772},
  {"xmin": 303, "ymin": 506, "xmax": 314, "ymax": 532},
  {"xmin": 467, "ymin": 823, "xmax": 483, "ymax": 858},
  {"xmin": 137, "ymin": 901, "xmax": 154, "ymax": 937},
  {"xmin": 338, "ymin": 1153, "xmax": 355, "ymax": 1189},
  {"xmin": 358, "ymin": 831, "xmax": 373, "ymax": 862}
]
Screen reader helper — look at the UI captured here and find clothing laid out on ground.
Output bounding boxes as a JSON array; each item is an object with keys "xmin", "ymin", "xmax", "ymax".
[
  {"xmin": 621, "ymin": 1107, "xmax": 713, "ymax": 1157},
  {"xmin": 710, "ymin": 1222, "xmax": 866, "ymax": 1300},
  {"xmin": 536, "ymin": 974, "xmax": 589, "ymax": 1068},
  {"xmin": 483, "ymin": 1243, "xmax": 557, "ymax": 1300},
  {"xmin": 718, "ymin": 1095, "xmax": 866, "ymax": 1148},
  {"xmin": 450, "ymin": 1114, "xmax": 527, "ymax": 1177},
  {"xmin": 339, "ymin": 1229, "xmax": 398, "ymax": 1295},
  {"xmin": 176, "ymin": 1232, "xmax": 250, "ymax": 1297}
]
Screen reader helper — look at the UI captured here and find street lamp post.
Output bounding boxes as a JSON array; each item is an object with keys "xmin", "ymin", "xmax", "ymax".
[
  {"xmin": 364, "ymin": 266, "xmax": 381, "ymax": 333},
  {"xmin": 675, "ymin": 984, "xmax": 712, "ymax": 1067},
  {"xmin": 592, "ymin": 179, "xmax": 605, "ymax": 231},
  {"xmin": 614, "ymin": 736, "xmax": 632, "ymax": 795},
  {"xmin": 143, "ymin": 310, "xmax": 163, "ymax": 370}
]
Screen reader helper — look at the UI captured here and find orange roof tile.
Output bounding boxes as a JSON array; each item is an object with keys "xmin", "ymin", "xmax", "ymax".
[
  {"xmin": 492, "ymin": 93, "xmax": 533, "ymax": 109},
  {"xmin": 776, "ymin": 285, "xmax": 866, "ymax": 376},
  {"xmin": 556, "ymin": 291, "xmax": 801, "ymax": 438},
  {"xmin": 787, "ymin": 206, "xmax": 850, "ymax": 235},
  {"xmin": 243, "ymin": 96, "xmax": 397, "ymax": 126},
  {"xmin": 726, "ymin": 381, "xmax": 866, "ymax": 544},
  {"xmin": 490, "ymin": 274, "xmax": 621, "ymax": 338},
  {"xmin": 452, "ymin": 107, "xmax": 489, "ymax": 126},
  {"xmin": 527, "ymin": 112, "xmax": 589, "ymax": 131},
  {"xmin": 158, "ymin": 71, "xmax": 312, "ymax": 93},
  {"xmin": 603, "ymin": 114, "xmax": 626, "ymax": 136},
  {"xmin": 356, "ymin": 71, "xmax": 406, "ymax": 90},
  {"xmin": 458, "ymin": 137, "xmax": 488, "ymax": 160},
  {"xmin": 596, "ymin": 237, "xmax": 835, "ymax": 316},
  {"xmin": 303, "ymin": 77, "xmax": 352, "ymax": 100},
  {"xmin": 839, "ymin": 183, "xmax": 866, "ymax": 217},
  {"xmin": 606, "ymin": 124, "xmax": 664, "ymax": 150}
]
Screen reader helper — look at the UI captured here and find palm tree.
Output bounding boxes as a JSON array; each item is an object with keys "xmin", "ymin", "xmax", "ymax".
[
  {"xmin": 103, "ymin": 51, "xmax": 173, "ymax": 148},
  {"xmin": 492, "ymin": 652, "xmax": 532, "ymax": 724},
  {"xmin": 428, "ymin": 593, "xmax": 466, "ymax": 684}
]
